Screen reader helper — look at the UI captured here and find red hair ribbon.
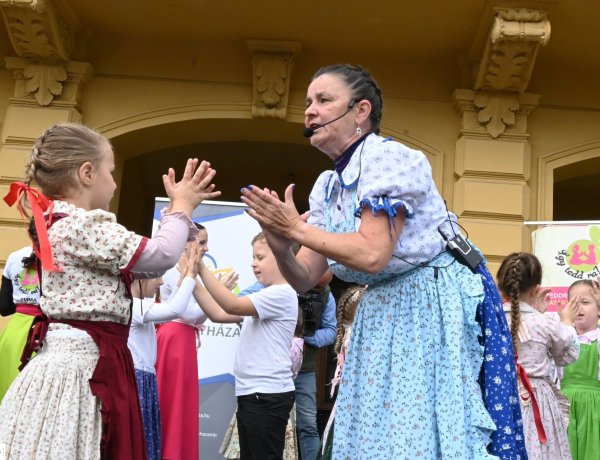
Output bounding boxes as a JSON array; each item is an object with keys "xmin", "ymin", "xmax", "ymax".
[
  {"xmin": 3, "ymin": 182, "xmax": 57, "ymax": 271},
  {"xmin": 515, "ymin": 354, "xmax": 547, "ymax": 444}
]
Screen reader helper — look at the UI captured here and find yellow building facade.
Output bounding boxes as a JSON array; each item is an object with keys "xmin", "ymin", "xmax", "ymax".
[{"xmin": 1, "ymin": 0, "xmax": 599, "ymax": 276}]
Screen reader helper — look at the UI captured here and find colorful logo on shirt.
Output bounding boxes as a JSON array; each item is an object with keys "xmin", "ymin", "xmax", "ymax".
[
  {"xmin": 17, "ymin": 267, "xmax": 40, "ymax": 294},
  {"xmin": 554, "ymin": 226, "xmax": 600, "ymax": 279}
]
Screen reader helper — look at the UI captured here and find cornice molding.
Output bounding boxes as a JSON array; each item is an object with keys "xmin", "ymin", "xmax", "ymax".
[
  {"xmin": 457, "ymin": 211, "xmax": 526, "ymax": 222},
  {"xmin": 1, "ymin": 135, "xmax": 37, "ymax": 146},
  {"xmin": 246, "ymin": 39, "xmax": 301, "ymax": 120}
]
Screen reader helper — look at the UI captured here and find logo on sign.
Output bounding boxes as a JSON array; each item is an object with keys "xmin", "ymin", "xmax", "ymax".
[{"xmin": 555, "ymin": 226, "xmax": 600, "ymax": 280}]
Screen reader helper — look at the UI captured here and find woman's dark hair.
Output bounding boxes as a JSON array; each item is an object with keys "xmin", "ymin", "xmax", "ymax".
[
  {"xmin": 496, "ymin": 252, "xmax": 542, "ymax": 354},
  {"xmin": 312, "ymin": 64, "xmax": 383, "ymax": 134},
  {"xmin": 194, "ymin": 223, "xmax": 206, "ymax": 231}
]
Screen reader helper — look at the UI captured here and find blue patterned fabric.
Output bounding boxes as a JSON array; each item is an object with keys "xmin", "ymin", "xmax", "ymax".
[
  {"xmin": 135, "ymin": 369, "xmax": 162, "ymax": 460},
  {"xmin": 333, "ymin": 251, "xmax": 497, "ymax": 459},
  {"xmin": 475, "ymin": 265, "xmax": 528, "ymax": 460},
  {"xmin": 306, "ymin": 134, "xmax": 527, "ymax": 459}
]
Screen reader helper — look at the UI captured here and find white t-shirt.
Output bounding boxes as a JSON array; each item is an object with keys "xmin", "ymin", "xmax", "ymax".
[
  {"xmin": 160, "ymin": 266, "xmax": 208, "ymax": 326},
  {"xmin": 3, "ymin": 246, "xmax": 40, "ymax": 305},
  {"xmin": 234, "ymin": 283, "xmax": 298, "ymax": 396},
  {"xmin": 128, "ymin": 276, "xmax": 196, "ymax": 373}
]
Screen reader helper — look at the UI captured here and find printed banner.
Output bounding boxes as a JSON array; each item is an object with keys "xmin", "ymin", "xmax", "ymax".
[
  {"xmin": 153, "ymin": 198, "xmax": 261, "ymax": 459},
  {"xmin": 532, "ymin": 224, "xmax": 600, "ymax": 311}
]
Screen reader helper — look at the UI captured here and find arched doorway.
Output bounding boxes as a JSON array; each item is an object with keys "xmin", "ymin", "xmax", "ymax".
[{"xmin": 103, "ymin": 117, "xmax": 330, "ymax": 236}]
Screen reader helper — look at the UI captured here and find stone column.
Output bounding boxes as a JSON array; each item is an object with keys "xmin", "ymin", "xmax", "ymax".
[
  {"xmin": 0, "ymin": 0, "xmax": 92, "ymax": 262},
  {"xmin": 453, "ymin": 8, "xmax": 550, "ymax": 273}
]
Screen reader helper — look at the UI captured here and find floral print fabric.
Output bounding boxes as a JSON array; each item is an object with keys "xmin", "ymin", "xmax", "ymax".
[
  {"xmin": 478, "ymin": 267, "xmax": 529, "ymax": 459},
  {"xmin": 41, "ymin": 200, "xmax": 143, "ymax": 324},
  {"xmin": 307, "ymin": 135, "xmax": 527, "ymax": 459}
]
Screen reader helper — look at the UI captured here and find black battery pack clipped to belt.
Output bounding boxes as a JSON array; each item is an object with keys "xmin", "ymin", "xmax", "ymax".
[{"xmin": 438, "ymin": 228, "xmax": 483, "ymax": 272}]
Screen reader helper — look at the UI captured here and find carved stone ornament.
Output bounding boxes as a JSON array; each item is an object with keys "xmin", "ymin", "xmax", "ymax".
[
  {"xmin": 5, "ymin": 56, "xmax": 93, "ymax": 107},
  {"xmin": 453, "ymin": 89, "xmax": 540, "ymax": 139},
  {"xmin": 22, "ymin": 63, "xmax": 66, "ymax": 105},
  {"xmin": 246, "ymin": 40, "xmax": 302, "ymax": 119},
  {"xmin": 473, "ymin": 92, "xmax": 519, "ymax": 138},
  {"xmin": 0, "ymin": 0, "xmax": 74, "ymax": 60},
  {"xmin": 475, "ymin": 8, "xmax": 550, "ymax": 93}
]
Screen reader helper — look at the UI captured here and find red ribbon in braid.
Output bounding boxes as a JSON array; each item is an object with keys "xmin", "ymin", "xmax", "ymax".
[{"xmin": 3, "ymin": 181, "xmax": 58, "ymax": 271}]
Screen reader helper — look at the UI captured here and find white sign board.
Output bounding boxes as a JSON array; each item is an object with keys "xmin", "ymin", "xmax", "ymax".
[
  {"xmin": 532, "ymin": 223, "xmax": 600, "ymax": 311},
  {"xmin": 153, "ymin": 198, "xmax": 261, "ymax": 459}
]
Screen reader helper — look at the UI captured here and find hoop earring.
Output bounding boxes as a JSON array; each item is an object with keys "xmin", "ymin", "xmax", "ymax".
[{"xmin": 356, "ymin": 126, "xmax": 362, "ymax": 136}]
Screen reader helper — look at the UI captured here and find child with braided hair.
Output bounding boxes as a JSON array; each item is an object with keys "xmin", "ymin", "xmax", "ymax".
[
  {"xmin": 497, "ymin": 252, "xmax": 581, "ymax": 460},
  {"xmin": 0, "ymin": 122, "xmax": 219, "ymax": 460},
  {"xmin": 319, "ymin": 283, "xmax": 366, "ymax": 460}
]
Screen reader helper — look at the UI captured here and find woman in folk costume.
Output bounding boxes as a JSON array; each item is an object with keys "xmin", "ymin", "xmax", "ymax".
[{"xmin": 241, "ymin": 64, "xmax": 527, "ymax": 459}]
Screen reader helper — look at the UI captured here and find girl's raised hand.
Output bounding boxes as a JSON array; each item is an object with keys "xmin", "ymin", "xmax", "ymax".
[
  {"xmin": 533, "ymin": 287, "xmax": 551, "ymax": 313},
  {"xmin": 177, "ymin": 248, "xmax": 189, "ymax": 274},
  {"xmin": 186, "ymin": 244, "xmax": 201, "ymax": 278},
  {"xmin": 163, "ymin": 159, "xmax": 221, "ymax": 217},
  {"xmin": 557, "ymin": 295, "xmax": 582, "ymax": 325}
]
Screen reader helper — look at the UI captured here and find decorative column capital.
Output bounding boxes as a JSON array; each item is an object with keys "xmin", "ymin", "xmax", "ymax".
[
  {"xmin": 453, "ymin": 88, "xmax": 540, "ymax": 139},
  {"xmin": 4, "ymin": 56, "xmax": 93, "ymax": 107},
  {"xmin": 475, "ymin": 8, "xmax": 550, "ymax": 93},
  {"xmin": 246, "ymin": 39, "xmax": 302, "ymax": 119}
]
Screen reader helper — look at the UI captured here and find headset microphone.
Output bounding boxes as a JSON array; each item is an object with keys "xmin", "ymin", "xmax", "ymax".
[
  {"xmin": 302, "ymin": 126, "xmax": 315, "ymax": 138},
  {"xmin": 303, "ymin": 100, "xmax": 356, "ymax": 138}
]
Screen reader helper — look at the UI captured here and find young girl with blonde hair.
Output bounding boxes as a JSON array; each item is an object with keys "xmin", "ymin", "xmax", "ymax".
[
  {"xmin": 0, "ymin": 122, "xmax": 219, "ymax": 460},
  {"xmin": 497, "ymin": 252, "xmax": 580, "ymax": 460}
]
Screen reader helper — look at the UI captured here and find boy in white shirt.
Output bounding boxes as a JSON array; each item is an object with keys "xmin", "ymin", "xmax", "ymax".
[{"xmin": 194, "ymin": 232, "xmax": 298, "ymax": 460}]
